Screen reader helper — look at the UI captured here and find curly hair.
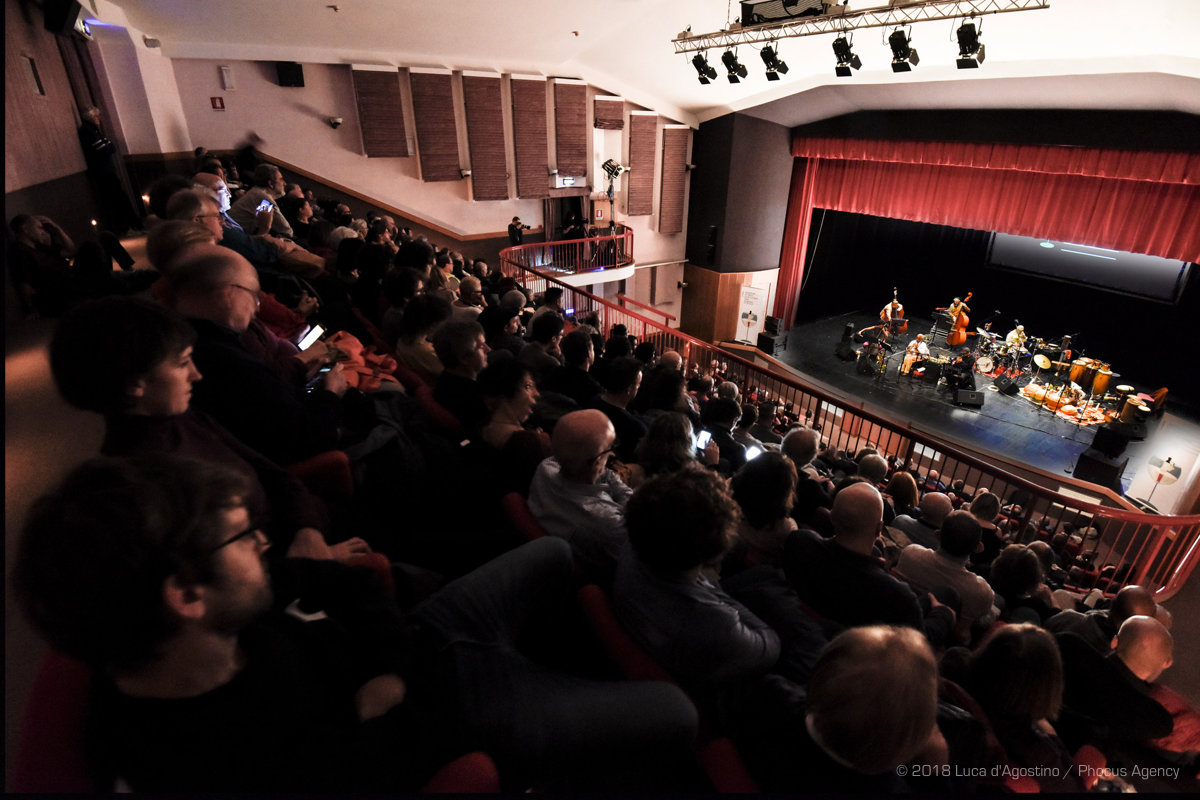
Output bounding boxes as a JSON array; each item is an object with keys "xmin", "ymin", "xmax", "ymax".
[{"xmin": 625, "ymin": 467, "xmax": 741, "ymax": 574}]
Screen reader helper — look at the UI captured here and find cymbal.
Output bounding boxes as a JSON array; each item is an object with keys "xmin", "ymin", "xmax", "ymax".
[
  {"xmin": 975, "ymin": 328, "xmax": 996, "ymax": 337},
  {"xmin": 1033, "ymin": 354, "xmax": 1052, "ymax": 369}
]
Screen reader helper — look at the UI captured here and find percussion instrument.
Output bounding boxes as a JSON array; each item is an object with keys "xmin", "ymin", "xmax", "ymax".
[
  {"xmin": 1069, "ymin": 359, "xmax": 1101, "ymax": 393},
  {"xmin": 1119, "ymin": 397, "xmax": 1150, "ymax": 424},
  {"xmin": 975, "ymin": 356, "xmax": 994, "ymax": 374},
  {"xmin": 1114, "ymin": 384, "xmax": 1135, "ymax": 400},
  {"xmin": 1025, "ymin": 384, "xmax": 1049, "ymax": 403},
  {"xmin": 1033, "ymin": 354, "xmax": 1052, "ymax": 370},
  {"xmin": 1091, "ymin": 368, "xmax": 1114, "ymax": 398},
  {"xmin": 1044, "ymin": 386, "xmax": 1082, "ymax": 412}
]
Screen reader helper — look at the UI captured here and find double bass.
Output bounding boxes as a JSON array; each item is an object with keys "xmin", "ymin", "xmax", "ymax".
[
  {"xmin": 880, "ymin": 286, "xmax": 908, "ymax": 334},
  {"xmin": 945, "ymin": 291, "xmax": 973, "ymax": 347}
]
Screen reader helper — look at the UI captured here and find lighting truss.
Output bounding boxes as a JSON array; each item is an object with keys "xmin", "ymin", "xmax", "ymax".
[{"xmin": 671, "ymin": 0, "xmax": 1048, "ymax": 54}]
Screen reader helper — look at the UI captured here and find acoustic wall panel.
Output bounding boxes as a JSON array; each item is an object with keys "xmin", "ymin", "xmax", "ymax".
[
  {"xmin": 510, "ymin": 77, "xmax": 550, "ymax": 199},
  {"xmin": 594, "ymin": 96, "xmax": 624, "ymax": 130},
  {"xmin": 409, "ymin": 71, "xmax": 460, "ymax": 182},
  {"xmin": 553, "ymin": 79, "xmax": 587, "ymax": 178},
  {"xmin": 659, "ymin": 125, "xmax": 690, "ymax": 234},
  {"xmin": 627, "ymin": 112, "xmax": 658, "ymax": 217},
  {"xmin": 351, "ymin": 68, "xmax": 408, "ymax": 157},
  {"xmin": 462, "ymin": 74, "xmax": 508, "ymax": 201}
]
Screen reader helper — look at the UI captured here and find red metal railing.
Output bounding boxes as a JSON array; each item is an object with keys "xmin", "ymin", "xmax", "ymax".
[
  {"xmin": 503, "ymin": 229, "xmax": 634, "ymax": 277},
  {"xmin": 501, "ymin": 236, "xmax": 1200, "ymax": 601}
]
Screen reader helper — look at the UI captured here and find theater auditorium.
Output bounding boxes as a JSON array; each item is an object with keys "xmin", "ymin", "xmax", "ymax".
[{"xmin": 7, "ymin": 0, "xmax": 1200, "ymax": 792}]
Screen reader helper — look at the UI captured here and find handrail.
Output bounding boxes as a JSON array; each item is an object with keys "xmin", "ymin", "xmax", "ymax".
[
  {"xmin": 501, "ymin": 236, "xmax": 1200, "ymax": 602},
  {"xmin": 503, "ymin": 229, "xmax": 635, "ymax": 275},
  {"xmin": 617, "ymin": 294, "xmax": 677, "ymax": 324}
]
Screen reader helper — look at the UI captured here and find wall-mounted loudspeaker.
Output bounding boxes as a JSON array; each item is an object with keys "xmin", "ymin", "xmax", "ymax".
[
  {"xmin": 275, "ymin": 62, "xmax": 305, "ymax": 87},
  {"xmin": 43, "ymin": 0, "xmax": 83, "ymax": 35}
]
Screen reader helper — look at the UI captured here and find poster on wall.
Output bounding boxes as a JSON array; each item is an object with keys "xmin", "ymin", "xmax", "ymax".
[{"xmin": 737, "ymin": 285, "xmax": 767, "ymax": 344}]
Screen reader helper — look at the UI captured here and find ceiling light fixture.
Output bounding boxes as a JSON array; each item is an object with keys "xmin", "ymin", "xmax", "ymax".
[
  {"xmin": 832, "ymin": 34, "xmax": 861, "ymax": 77},
  {"xmin": 722, "ymin": 49, "xmax": 748, "ymax": 83},
  {"xmin": 889, "ymin": 27, "xmax": 919, "ymax": 73},
  {"xmin": 956, "ymin": 18, "xmax": 985, "ymax": 68},
  {"xmin": 760, "ymin": 44, "xmax": 789, "ymax": 81},
  {"xmin": 692, "ymin": 52, "xmax": 718, "ymax": 84}
]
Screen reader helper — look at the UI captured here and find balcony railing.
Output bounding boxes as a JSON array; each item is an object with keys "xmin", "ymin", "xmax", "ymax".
[
  {"xmin": 503, "ymin": 229, "xmax": 634, "ymax": 277},
  {"xmin": 501, "ymin": 235, "xmax": 1200, "ymax": 602}
]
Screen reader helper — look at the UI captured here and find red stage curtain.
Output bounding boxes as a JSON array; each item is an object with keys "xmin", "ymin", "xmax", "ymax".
[{"xmin": 775, "ymin": 136, "xmax": 1200, "ymax": 326}]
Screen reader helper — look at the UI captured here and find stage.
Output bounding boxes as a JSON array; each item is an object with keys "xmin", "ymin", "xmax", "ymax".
[{"xmin": 773, "ymin": 311, "xmax": 1200, "ymax": 512}]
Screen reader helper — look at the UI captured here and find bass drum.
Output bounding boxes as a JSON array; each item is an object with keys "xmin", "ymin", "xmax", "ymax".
[{"xmin": 975, "ymin": 356, "xmax": 994, "ymax": 374}]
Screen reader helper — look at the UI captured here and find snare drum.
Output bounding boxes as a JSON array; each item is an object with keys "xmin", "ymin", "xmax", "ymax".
[
  {"xmin": 1091, "ymin": 368, "xmax": 1113, "ymax": 398},
  {"xmin": 1119, "ymin": 396, "xmax": 1149, "ymax": 423},
  {"xmin": 975, "ymin": 356, "xmax": 994, "ymax": 374}
]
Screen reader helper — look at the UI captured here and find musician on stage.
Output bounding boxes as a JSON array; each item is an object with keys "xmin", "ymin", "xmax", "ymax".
[
  {"xmin": 946, "ymin": 296, "xmax": 970, "ymax": 326},
  {"xmin": 1005, "ymin": 325, "xmax": 1028, "ymax": 350},
  {"xmin": 899, "ymin": 333, "xmax": 929, "ymax": 375},
  {"xmin": 945, "ymin": 347, "xmax": 976, "ymax": 393},
  {"xmin": 881, "ymin": 298, "xmax": 903, "ymax": 323}
]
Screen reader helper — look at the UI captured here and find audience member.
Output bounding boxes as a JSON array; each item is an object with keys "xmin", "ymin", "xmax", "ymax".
[
  {"xmin": 519, "ymin": 311, "xmax": 564, "ymax": 384},
  {"xmin": 750, "ymin": 400, "xmax": 782, "ymax": 445},
  {"xmin": 541, "ymin": 328, "xmax": 602, "ymax": 406},
  {"xmin": 989, "ymin": 544, "xmax": 1059, "ymax": 624},
  {"xmin": 779, "ymin": 427, "xmax": 834, "ymax": 531},
  {"xmin": 726, "ymin": 452, "xmax": 799, "ymax": 568},
  {"xmin": 700, "ymin": 397, "xmax": 747, "ymax": 475},
  {"xmin": 394, "ymin": 294, "xmax": 451, "ymax": 386},
  {"xmin": 430, "ymin": 319, "xmax": 490, "ymax": 434},
  {"xmin": 587, "ymin": 356, "xmax": 646, "ymax": 464},
  {"xmin": 891, "ymin": 491, "xmax": 952, "ymax": 550},
  {"xmin": 968, "ymin": 492, "xmax": 1006, "ymax": 569},
  {"xmin": 229, "ymin": 164, "xmax": 294, "ymax": 238},
  {"xmin": 476, "ymin": 359, "xmax": 551, "ymax": 495},
  {"xmin": 527, "ymin": 409, "xmax": 632, "ymax": 584},
  {"xmin": 1045, "ymin": 584, "xmax": 1159, "ymax": 654}
]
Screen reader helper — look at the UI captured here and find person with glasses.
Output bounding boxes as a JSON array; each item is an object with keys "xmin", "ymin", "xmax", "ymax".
[
  {"xmin": 49, "ymin": 295, "xmax": 367, "ymax": 563},
  {"xmin": 528, "ymin": 409, "xmax": 632, "ymax": 586},
  {"xmin": 16, "ymin": 455, "xmax": 698, "ymax": 791}
]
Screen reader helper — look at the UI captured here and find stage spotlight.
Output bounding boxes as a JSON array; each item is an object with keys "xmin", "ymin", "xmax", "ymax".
[
  {"xmin": 832, "ymin": 35, "xmax": 861, "ymax": 77},
  {"xmin": 692, "ymin": 52, "xmax": 718, "ymax": 84},
  {"xmin": 722, "ymin": 49, "xmax": 748, "ymax": 83},
  {"xmin": 760, "ymin": 44, "xmax": 789, "ymax": 81},
  {"xmin": 889, "ymin": 28, "xmax": 919, "ymax": 73},
  {"xmin": 956, "ymin": 21, "xmax": 985, "ymax": 68}
]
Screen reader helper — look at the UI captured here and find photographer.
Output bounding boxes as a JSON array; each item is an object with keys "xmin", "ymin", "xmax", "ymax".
[{"xmin": 508, "ymin": 215, "xmax": 530, "ymax": 246}]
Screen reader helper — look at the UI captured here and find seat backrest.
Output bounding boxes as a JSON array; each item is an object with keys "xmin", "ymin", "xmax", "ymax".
[
  {"xmin": 420, "ymin": 751, "xmax": 500, "ymax": 793},
  {"xmin": 500, "ymin": 491, "xmax": 549, "ymax": 543},
  {"xmin": 576, "ymin": 584, "xmax": 674, "ymax": 684},
  {"xmin": 414, "ymin": 384, "xmax": 464, "ymax": 435},
  {"xmin": 12, "ymin": 649, "xmax": 102, "ymax": 793},
  {"xmin": 286, "ymin": 449, "xmax": 355, "ymax": 501}
]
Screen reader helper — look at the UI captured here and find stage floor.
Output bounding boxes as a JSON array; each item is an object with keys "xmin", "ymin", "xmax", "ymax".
[{"xmin": 775, "ymin": 311, "xmax": 1200, "ymax": 510}]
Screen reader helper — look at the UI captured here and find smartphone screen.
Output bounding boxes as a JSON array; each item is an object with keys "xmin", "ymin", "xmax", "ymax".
[
  {"xmin": 298, "ymin": 324, "xmax": 325, "ymax": 350},
  {"xmin": 695, "ymin": 429, "xmax": 713, "ymax": 450},
  {"xmin": 745, "ymin": 445, "xmax": 764, "ymax": 461},
  {"xmin": 256, "ymin": 199, "xmax": 273, "ymax": 213}
]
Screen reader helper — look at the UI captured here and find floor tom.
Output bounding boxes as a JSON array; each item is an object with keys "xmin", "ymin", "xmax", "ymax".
[{"xmin": 975, "ymin": 356, "xmax": 994, "ymax": 374}]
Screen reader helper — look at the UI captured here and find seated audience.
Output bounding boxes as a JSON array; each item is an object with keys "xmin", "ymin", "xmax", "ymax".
[
  {"xmin": 700, "ymin": 397, "xmax": 747, "ymax": 475},
  {"xmin": 750, "ymin": 400, "xmax": 783, "ymax": 445},
  {"xmin": 779, "ymin": 427, "xmax": 834, "ymax": 531},
  {"xmin": 626, "ymin": 411, "xmax": 719, "ymax": 489},
  {"xmin": 584, "ymin": 357, "xmax": 646, "ymax": 465},
  {"xmin": 229, "ymin": 163, "xmax": 294, "ymax": 238},
  {"xmin": 726, "ymin": 452, "xmax": 799, "ymax": 569},
  {"xmin": 541, "ymin": 328, "xmax": 602, "ymax": 406},
  {"xmin": 430, "ymin": 319, "xmax": 490, "ymax": 434},
  {"xmin": 478, "ymin": 303, "xmax": 525, "ymax": 360},
  {"xmin": 968, "ymin": 491, "xmax": 1006, "ymax": 570},
  {"xmin": 519, "ymin": 311, "xmax": 565, "ymax": 385},
  {"xmin": 394, "ymin": 294, "xmax": 452, "ymax": 386},
  {"xmin": 895, "ymin": 509, "xmax": 997, "ymax": 642},
  {"xmin": 15, "ymin": 455, "xmax": 697, "ymax": 791},
  {"xmin": 450, "ymin": 275, "xmax": 486, "ymax": 321},
  {"xmin": 1045, "ymin": 584, "xmax": 1159, "ymax": 653},
  {"xmin": 527, "ymin": 409, "xmax": 632, "ymax": 584},
  {"xmin": 476, "ymin": 359, "xmax": 551, "ymax": 495},
  {"xmin": 988, "ymin": 544, "xmax": 1059, "ymax": 624},
  {"xmin": 883, "ymin": 470, "xmax": 921, "ymax": 521},
  {"xmin": 731, "ymin": 403, "xmax": 764, "ymax": 451},
  {"xmin": 891, "ymin": 491, "xmax": 953, "ymax": 551},
  {"xmin": 964, "ymin": 625, "xmax": 1086, "ymax": 793},
  {"xmin": 612, "ymin": 467, "xmax": 780, "ymax": 690}
]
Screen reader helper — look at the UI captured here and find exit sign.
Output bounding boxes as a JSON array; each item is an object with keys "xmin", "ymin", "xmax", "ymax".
[{"xmin": 211, "ymin": 97, "xmax": 225, "ymax": 111}]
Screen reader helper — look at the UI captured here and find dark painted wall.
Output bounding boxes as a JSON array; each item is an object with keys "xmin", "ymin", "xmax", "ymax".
[
  {"xmin": 795, "ymin": 210, "xmax": 1199, "ymax": 401},
  {"xmin": 686, "ymin": 113, "xmax": 792, "ymax": 273}
]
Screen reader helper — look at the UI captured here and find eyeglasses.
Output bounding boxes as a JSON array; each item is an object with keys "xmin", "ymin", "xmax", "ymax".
[
  {"xmin": 228, "ymin": 283, "xmax": 262, "ymax": 307},
  {"xmin": 210, "ymin": 526, "xmax": 269, "ymax": 552},
  {"xmin": 589, "ymin": 446, "xmax": 615, "ymax": 463}
]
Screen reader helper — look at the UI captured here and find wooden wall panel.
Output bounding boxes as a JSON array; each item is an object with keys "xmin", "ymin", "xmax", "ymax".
[
  {"xmin": 553, "ymin": 81, "xmax": 587, "ymax": 178},
  {"xmin": 627, "ymin": 113, "xmax": 657, "ymax": 217},
  {"xmin": 510, "ymin": 78, "xmax": 549, "ymax": 199},
  {"xmin": 4, "ymin": 1, "xmax": 87, "ymax": 193},
  {"xmin": 679, "ymin": 264, "xmax": 751, "ymax": 343},
  {"xmin": 594, "ymin": 96, "xmax": 624, "ymax": 130},
  {"xmin": 659, "ymin": 125, "xmax": 690, "ymax": 234},
  {"xmin": 409, "ymin": 72, "xmax": 460, "ymax": 182},
  {"xmin": 351, "ymin": 70, "xmax": 408, "ymax": 157},
  {"xmin": 462, "ymin": 75, "xmax": 508, "ymax": 201}
]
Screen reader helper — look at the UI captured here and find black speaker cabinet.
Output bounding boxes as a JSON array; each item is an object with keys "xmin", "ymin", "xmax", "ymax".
[
  {"xmin": 1109, "ymin": 420, "xmax": 1147, "ymax": 442},
  {"xmin": 757, "ymin": 331, "xmax": 787, "ymax": 357},
  {"xmin": 994, "ymin": 375, "xmax": 1020, "ymax": 395},
  {"xmin": 1091, "ymin": 425, "xmax": 1132, "ymax": 459},
  {"xmin": 275, "ymin": 61, "xmax": 305, "ymax": 87},
  {"xmin": 764, "ymin": 315, "xmax": 783, "ymax": 334},
  {"xmin": 44, "ymin": 0, "xmax": 82, "ymax": 35},
  {"xmin": 956, "ymin": 390, "xmax": 985, "ymax": 407},
  {"xmin": 1074, "ymin": 447, "xmax": 1128, "ymax": 493}
]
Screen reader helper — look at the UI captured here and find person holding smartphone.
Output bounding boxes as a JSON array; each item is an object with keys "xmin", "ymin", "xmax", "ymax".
[{"xmin": 229, "ymin": 164, "xmax": 294, "ymax": 239}]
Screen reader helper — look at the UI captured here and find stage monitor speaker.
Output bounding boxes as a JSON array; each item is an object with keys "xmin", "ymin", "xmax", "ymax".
[
  {"xmin": 757, "ymin": 331, "xmax": 787, "ymax": 357},
  {"xmin": 956, "ymin": 390, "xmax": 985, "ymax": 407},
  {"xmin": 764, "ymin": 315, "xmax": 783, "ymax": 335},
  {"xmin": 1109, "ymin": 420, "xmax": 1147, "ymax": 442},
  {"xmin": 994, "ymin": 375, "xmax": 1020, "ymax": 395},
  {"xmin": 44, "ymin": 0, "xmax": 82, "ymax": 35},
  {"xmin": 275, "ymin": 61, "xmax": 305, "ymax": 87},
  {"xmin": 1073, "ymin": 447, "xmax": 1127, "ymax": 493},
  {"xmin": 1091, "ymin": 425, "xmax": 1132, "ymax": 459},
  {"xmin": 835, "ymin": 340, "xmax": 857, "ymax": 360}
]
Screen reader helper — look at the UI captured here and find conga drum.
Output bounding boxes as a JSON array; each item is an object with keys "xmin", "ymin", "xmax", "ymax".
[
  {"xmin": 1091, "ymin": 368, "xmax": 1113, "ymax": 398},
  {"xmin": 1119, "ymin": 397, "xmax": 1148, "ymax": 423},
  {"xmin": 1069, "ymin": 358, "xmax": 1089, "ymax": 385},
  {"xmin": 1114, "ymin": 384, "xmax": 1135, "ymax": 401}
]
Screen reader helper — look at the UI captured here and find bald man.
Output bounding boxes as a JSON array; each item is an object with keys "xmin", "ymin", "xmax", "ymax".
[
  {"xmin": 527, "ymin": 409, "xmax": 633, "ymax": 584},
  {"xmin": 166, "ymin": 245, "xmax": 347, "ymax": 464},
  {"xmin": 890, "ymin": 491, "xmax": 952, "ymax": 550},
  {"xmin": 782, "ymin": 483, "xmax": 929, "ymax": 632},
  {"xmin": 1057, "ymin": 614, "xmax": 1175, "ymax": 752},
  {"xmin": 1046, "ymin": 584, "xmax": 1160, "ymax": 654}
]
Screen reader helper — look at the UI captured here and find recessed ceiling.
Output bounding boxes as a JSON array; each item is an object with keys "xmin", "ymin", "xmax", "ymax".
[{"xmin": 96, "ymin": 0, "xmax": 1200, "ymax": 129}]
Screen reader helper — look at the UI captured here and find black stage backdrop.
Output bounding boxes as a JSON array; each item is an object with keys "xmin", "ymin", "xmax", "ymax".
[{"xmin": 794, "ymin": 210, "xmax": 1200, "ymax": 404}]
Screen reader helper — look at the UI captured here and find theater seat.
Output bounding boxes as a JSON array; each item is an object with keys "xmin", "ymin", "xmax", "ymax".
[
  {"xmin": 12, "ymin": 649, "xmax": 98, "ymax": 793},
  {"xmin": 286, "ymin": 449, "xmax": 355, "ymax": 501},
  {"xmin": 414, "ymin": 384, "xmax": 463, "ymax": 435},
  {"xmin": 501, "ymin": 491, "xmax": 549, "ymax": 543},
  {"xmin": 420, "ymin": 751, "xmax": 500, "ymax": 793}
]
